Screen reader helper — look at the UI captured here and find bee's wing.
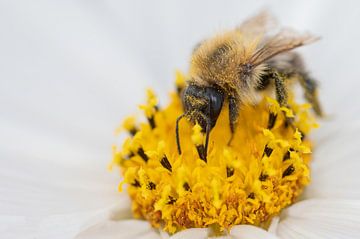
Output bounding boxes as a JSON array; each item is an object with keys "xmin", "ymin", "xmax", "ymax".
[
  {"xmin": 237, "ymin": 10, "xmax": 278, "ymax": 38},
  {"xmin": 249, "ymin": 29, "xmax": 319, "ymax": 66}
]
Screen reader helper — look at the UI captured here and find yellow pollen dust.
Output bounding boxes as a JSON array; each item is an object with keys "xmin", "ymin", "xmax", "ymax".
[{"xmin": 111, "ymin": 71, "xmax": 318, "ymax": 234}]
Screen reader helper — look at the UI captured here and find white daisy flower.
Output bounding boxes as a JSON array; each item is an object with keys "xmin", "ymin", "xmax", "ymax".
[{"xmin": 1, "ymin": 1, "xmax": 360, "ymax": 239}]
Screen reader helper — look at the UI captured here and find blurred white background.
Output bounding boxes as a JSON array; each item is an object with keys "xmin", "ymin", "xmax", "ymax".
[{"xmin": 1, "ymin": 0, "xmax": 360, "ymax": 230}]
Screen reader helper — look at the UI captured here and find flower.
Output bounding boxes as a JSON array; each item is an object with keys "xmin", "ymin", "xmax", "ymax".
[
  {"xmin": 112, "ymin": 71, "xmax": 316, "ymax": 234},
  {"xmin": 3, "ymin": 70, "xmax": 360, "ymax": 239},
  {"xmin": 2, "ymin": 2, "xmax": 360, "ymax": 239}
]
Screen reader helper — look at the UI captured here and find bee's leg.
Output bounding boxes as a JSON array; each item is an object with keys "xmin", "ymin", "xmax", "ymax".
[
  {"xmin": 228, "ymin": 96, "xmax": 239, "ymax": 145},
  {"xmin": 176, "ymin": 113, "xmax": 186, "ymax": 155},
  {"xmin": 256, "ymin": 73, "xmax": 278, "ymax": 129},
  {"xmin": 271, "ymin": 70, "xmax": 295, "ymax": 128},
  {"xmin": 298, "ymin": 74, "xmax": 323, "ymax": 116}
]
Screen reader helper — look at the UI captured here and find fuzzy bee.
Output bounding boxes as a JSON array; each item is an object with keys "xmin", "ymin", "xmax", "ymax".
[{"xmin": 176, "ymin": 11, "xmax": 322, "ymax": 160}]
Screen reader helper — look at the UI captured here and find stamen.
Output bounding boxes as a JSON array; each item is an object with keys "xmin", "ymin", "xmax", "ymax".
[
  {"xmin": 148, "ymin": 116, "xmax": 156, "ymax": 129},
  {"xmin": 259, "ymin": 173, "xmax": 268, "ymax": 181},
  {"xmin": 131, "ymin": 179, "xmax": 141, "ymax": 187},
  {"xmin": 262, "ymin": 144, "xmax": 273, "ymax": 157},
  {"xmin": 282, "ymin": 165, "xmax": 295, "ymax": 177},
  {"xmin": 267, "ymin": 112, "xmax": 277, "ymax": 129},
  {"xmin": 147, "ymin": 182, "xmax": 156, "ymax": 190},
  {"xmin": 183, "ymin": 182, "xmax": 191, "ymax": 192},
  {"xmin": 129, "ymin": 127, "xmax": 138, "ymax": 136},
  {"xmin": 167, "ymin": 196, "xmax": 177, "ymax": 205},
  {"xmin": 160, "ymin": 155, "xmax": 172, "ymax": 172},
  {"xmin": 137, "ymin": 147, "xmax": 149, "ymax": 162},
  {"xmin": 196, "ymin": 145, "xmax": 207, "ymax": 162},
  {"xmin": 283, "ymin": 148, "xmax": 294, "ymax": 161},
  {"xmin": 247, "ymin": 192, "xmax": 255, "ymax": 199},
  {"xmin": 226, "ymin": 166, "xmax": 234, "ymax": 177}
]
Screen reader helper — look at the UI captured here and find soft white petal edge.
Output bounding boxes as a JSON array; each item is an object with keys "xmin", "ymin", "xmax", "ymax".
[
  {"xmin": 75, "ymin": 219, "xmax": 160, "ymax": 239},
  {"xmin": 230, "ymin": 225, "xmax": 280, "ymax": 239},
  {"xmin": 305, "ymin": 118, "xmax": 360, "ymax": 199},
  {"xmin": 276, "ymin": 198, "xmax": 360, "ymax": 239},
  {"xmin": 169, "ymin": 228, "xmax": 209, "ymax": 239}
]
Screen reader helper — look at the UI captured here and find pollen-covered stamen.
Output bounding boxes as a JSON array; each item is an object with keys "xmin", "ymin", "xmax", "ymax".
[
  {"xmin": 123, "ymin": 152, "xmax": 135, "ymax": 160},
  {"xmin": 299, "ymin": 130, "xmax": 306, "ymax": 140},
  {"xmin": 147, "ymin": 182, "xmax": 156, "ymax": 190},
  {"xmin": 282, "ymin": 165, "xmax": 295, "ymax": 177},
  {"xmin": 139, "ymin": 89, "xmax": 159, "ymax": 130},
  {"xmin": 148, "ymin": 116, "xmax": 156, "ymax": 129},
  {"xmin": 283, "ymin": 148, "xmax": 294, "ymax": 161},
  {"xmin": 192, "ymin": 123, "xmax": 207, "ymax": 162},
  {"xmin": 183, "ymin": 182, "xmax": 191, "ymax": 192},
  {"xmin": 132, "ymin": 179, "xmax": 141, "ymax": 187},
  {"xmin": 129, "ymin": 128, "xmax": 138, "ymax": 136},
  {"xmin": 226, "ymin": 166, "xmax": 234, "ymax": 177},
  {"xmin": 259, "ymin": 173, "xmax": 268, "ymax": 181},
  {"xmin": 137, "ymin": 147, "xmax": 149, "ymax": 162},
  {"xmin": 262, "ymin": 144, "xmax": 273, "ymax": 157},
  {"xmin": 167, "ymin": 196, "xmax": 177, "ymax": 205},
  {"xmin": 247, "ymin": 192, "xmax": 255, "ymax": 199},
  {"xmin": 118, "ymin": 116, "xmax": 139, "ymax": 136},
  {"xmin": 160, "ymin": 155, "xmax": 172, "ymax": 172},
  {"xmin": 267, "ymin": 112, "xmax": 277, "ymax": 129},
  {"xmin": 196, "ymin": 145, "xmax": 207, "ymax": 162}
]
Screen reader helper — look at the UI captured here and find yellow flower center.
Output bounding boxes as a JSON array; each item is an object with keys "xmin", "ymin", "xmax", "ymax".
[{"xmin": 111, "ymin": 71, "xmax": 318, "ymax": 234}]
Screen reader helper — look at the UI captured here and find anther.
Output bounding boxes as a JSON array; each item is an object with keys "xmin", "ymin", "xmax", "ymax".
[
  {"xmin": 160, "ymin": 155, "xmax": 172, "ymax": 172},
  {"xmin": 131, "ymin": 179, "xmax": 141, "ymax": 187},
  {"xmin": 299, "ymin": 130, "xmax": 306, "ymax": 140},
  {"xmin": 267, "ymin": 112, "xmax": 277, "ymax": 129},
  {"xmin": 129, "ymin": 127, "xmax": 138, "ymax": 136},
  {"xmin": 147, "ymin": 182, "xmax": 156, "ymax": 190},
  {"xmin": 123, "ymin": 152, "xmax": 135, "ymax": 160},
  {"xmin": 183, "ymin": 182, "xmax": 191, "ymax": 192},
  {"xmin": 259, "ymin": 173, "xmax": 268, "ymax": 181},
  {"xmin": 262, "ymin": 144, "xmax": 273, "ymax": 158},
  {"xmin": 282, "ymin": 165, "xmax": 295, "ymax": 177},
  {"xmin": 196, "ymin": 145, "xmax": 207, "ymax": 162},
  {"xmin": 283, "ymin": 151, "xmax": 290, "ymax": 161},
  {"xmin": 283, "ymin": 148, "xmax": 294, "ymax": 161},
  {"xmin": 154, "ymin": 105, "xmax": 160, "ymax": 112},
  {"xmin": 137, "ymin": 147, "xmax": 149, "ymax": 162},
  {"xmin": 148, "ymin": 116, "xmax": 156, "ymax": 129},
  {"xmin": 167, "ymin": 196, "xmax": 177, "ymax": 205},
  {"xmin": 247, "ymin": 192, "xmax": 255, "ymax": 199},
  {"xmin": 226, "ymin": 166, "xmax": 234, "ymax": 177}
]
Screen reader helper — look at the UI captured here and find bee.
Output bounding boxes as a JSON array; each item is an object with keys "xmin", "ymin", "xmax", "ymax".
[{"xmin": 176, "ymin": 11, "xmax": 322, "ymax": 161}]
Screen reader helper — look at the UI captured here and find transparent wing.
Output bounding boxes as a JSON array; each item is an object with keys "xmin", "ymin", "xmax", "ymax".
[
  {"xmin": 237, "ymin": 10, "xmax": 278, "ymax": 38},
  {"xmin": 249, "ymin": 29, "xmax": 320, "ymax": 66}
]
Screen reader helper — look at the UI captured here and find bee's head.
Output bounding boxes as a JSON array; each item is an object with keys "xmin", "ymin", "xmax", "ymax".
[{"xmin": 181, "ymin": 83, "xmax": 224, "ymax": 131}]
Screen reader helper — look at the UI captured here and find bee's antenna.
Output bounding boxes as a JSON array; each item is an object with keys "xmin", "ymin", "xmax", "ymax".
[{"xmin": 176, "ymin": 114, "xmax": 185, "ymax": 155}]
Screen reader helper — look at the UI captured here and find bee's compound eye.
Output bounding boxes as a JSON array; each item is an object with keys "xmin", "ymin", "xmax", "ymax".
[
  {"xmin": 205, "ymin": 87, "xmax": 224, "ymax": 128},
  {"xmin": 181, "ymin": 84, "xmax": 224, "ymax": 130}
]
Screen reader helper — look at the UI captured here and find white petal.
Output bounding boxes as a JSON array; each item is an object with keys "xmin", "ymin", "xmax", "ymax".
[
  {"xmin": 75, "ymin": 219, "xmax": 160, "ymax": 239},
  {"xmin": 37, "ymin": 201, "xmax": 133, "ymax": 239},
  {"xmin": 0, "ymin": 157, "xmax": 122, "ymax": 217},
  {"xmin": 305, "ymin": 118, "xmax": 360, "ymax": 199},
  {"xmin": 230, "ymin": 225, "xmax": 279, "ymax": 239},
  {"xmin": 277, "ymin": 199, "xmax": 360, "ymax": 239},
  {"xmin": 0, "ymin": 215, "xmax": 36, "ymax": 239},
  {"xmin": 170, "ymin": 228, "xmax": 209, "ymax": 239},
  {"xmin": 0, "ymin": 155, "xmax": 130, "ymax": 238},
  {"xmin": 268, "ymin": 217, "xmax": 280, "ymax": 234}
]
